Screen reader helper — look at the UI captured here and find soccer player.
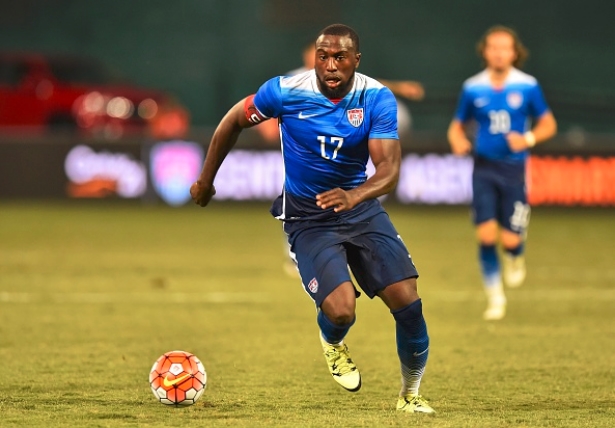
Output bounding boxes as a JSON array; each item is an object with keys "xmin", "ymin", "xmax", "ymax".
[
  {"xmin": 447, "ymin": 26, "xmax": 557, "ymax": 320},
  {"xmin": 191, "ymin": 24, "xmax": 435, "ymax": 414}
]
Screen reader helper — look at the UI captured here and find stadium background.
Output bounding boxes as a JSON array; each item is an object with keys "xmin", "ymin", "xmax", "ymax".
[
  {"xmin": 1, "ymin": 0, "xmax": 614, "ymax": 204},
  {"xmin": 1, "ymin": 0, "xmax": 614, "ymax": 134}
]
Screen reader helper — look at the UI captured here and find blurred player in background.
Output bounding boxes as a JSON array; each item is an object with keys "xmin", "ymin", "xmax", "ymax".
[
  {"xmin": 191, "ymin": 24, "xmax": 435, "ymax": 414},
  {"xmin": 447, "ymin": 26, "xmax": 557, "ymax": 320}
]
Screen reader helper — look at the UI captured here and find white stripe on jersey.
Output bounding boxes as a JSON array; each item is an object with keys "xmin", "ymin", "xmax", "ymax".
[
  {"xmin": 279, "ymin": 69, "xmax": 315, "ymax": 90},
  {"xmin": 464, "ymin": 67, "xmax": 538, "ymax": 89},
  {"xmin": 255, "ymin": 106, "xmax": 270, "ymax": 119},
  {"xmin": 353, "ymin": 72, "xmax": 387, "ymax": 91},
  {"xmin": 275, "ymin": 120, "xmax": 286, "ymax": 221},
  {"xmin": 279, "ymin": 69, "xmax": 386, "ymax": 93}
]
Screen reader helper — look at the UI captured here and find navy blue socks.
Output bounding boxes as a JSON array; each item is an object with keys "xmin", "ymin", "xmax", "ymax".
[
  {"xmin": 317, "ymin": 310, "xmax": 355, "ymax": 344},
  {"xmin": 479, "ymin": 244, "xmax": 501, "ymax": 289},
  {"xmin": 391, "ymin": 299, "xmax": 429, "ymax": 396}
]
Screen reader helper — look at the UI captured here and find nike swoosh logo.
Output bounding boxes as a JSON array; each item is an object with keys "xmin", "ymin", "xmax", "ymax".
[
  {"xmin": 413, "ymin": 347, "xmax": 429, "ymax": 357},
  {"xmin": 163, "ymin": 373, "xmax": 191, "ymax": 387},
  {"xmin": 474, "ymin": 98, "xmax": 489, "ymax": 108},
  {"xmin": 298, "ymin": 112, "xmax": 318, "ymax": 119}
]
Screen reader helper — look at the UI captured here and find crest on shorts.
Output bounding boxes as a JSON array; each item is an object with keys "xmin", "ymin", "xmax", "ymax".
[
  {"xmin": 507, "ymin": 92, "xmax": 523, "ymax": 109},
  {"xmin": 347, "ymin": 108, "xmax": 364, "ymax": 127},
  {"xmin": 307, "ymin": 278, "xmax": 319, "ymax": 293}
]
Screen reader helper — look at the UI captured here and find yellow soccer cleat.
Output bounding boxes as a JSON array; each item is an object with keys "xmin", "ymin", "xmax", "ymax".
[
  {"xmin": 503, "ymin": 254, "xmax": 526, "ymax": 288},
  {"xmin": 319, "ymin": 335, "xmax": 361, "ymax": 392},
  {"xmin": 483, "ymin": 295, "xmax": 507, "ymax": 321},
  {"xmin": 397, "ymin": 394, "xmax": 436, "ymax": 414},
  {"xmin": 483, "ymin": 282, "xmax": 507, "ymax": 321}
]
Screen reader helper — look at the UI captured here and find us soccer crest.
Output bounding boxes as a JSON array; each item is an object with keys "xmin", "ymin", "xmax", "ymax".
[
  {"xmin": 507, "ymin": 92, "xmax": 523, "ymax": 109},
  {"xmin": 307, "ymin": 278, "xmax": 319, "ymax": 293},
  {"xmin": 347, "ymin": 108, "xmax": 364, "ymax": 127}
]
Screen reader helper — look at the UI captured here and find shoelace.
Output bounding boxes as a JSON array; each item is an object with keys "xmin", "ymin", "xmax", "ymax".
[
  {"xmin": 404, "ymin": 395, "xmax": 429, "ymax": 407},
  {"xmin": 324, "ymin": 345, "xmax": 356, "ymax": 375}
]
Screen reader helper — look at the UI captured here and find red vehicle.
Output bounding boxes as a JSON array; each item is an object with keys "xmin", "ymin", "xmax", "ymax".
[{"xmin": 0, "ymin": 53, "xmax": 188, "ymax": 139}]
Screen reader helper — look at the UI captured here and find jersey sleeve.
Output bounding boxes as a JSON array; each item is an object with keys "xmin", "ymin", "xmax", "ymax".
[
  {"xmin": 528, "ymin": 82, "xmax": 550, "ymax": 118},
  {"xmin": 454, "ymin": 86, "xmax": 474, "ymax": 122},
  {"xmin": 369, "ymin": 87, "xmax": 399, "ymax": 140},
  {"xmin": 252, "ymin": 77, "xmax": 284, "ymax": 119}
]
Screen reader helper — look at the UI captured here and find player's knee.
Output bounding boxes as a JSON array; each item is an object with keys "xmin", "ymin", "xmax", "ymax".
[
  {"xmin": 477, "ymin": 221, "xmax": 498, "ymax": 245},
  {"xmin": 501, "ymin": 230, "xmax": 522, "ymax": 249},
  {"xmin": 321, "ymin": 301, "xmax": 355, "ymax": 325},
  {"xmin": 378, "ymin": 278, "xmax": 419, "ymax": 311},
  {"xmin": 399, "ymin": 277, "xmax": 419, "ymax": 301},
  {"xmin": 328, "ymin": 311, "xmax": 355, "ymax": 326},
  {"xmin": 321, "ymin": 284, "xmax": 356, "ymax": 325}
]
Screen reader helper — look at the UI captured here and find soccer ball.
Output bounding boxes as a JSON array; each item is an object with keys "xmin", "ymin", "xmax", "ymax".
[{"xmin": 149, "ymin": 350, "xmax": 207, "ymax": 406}]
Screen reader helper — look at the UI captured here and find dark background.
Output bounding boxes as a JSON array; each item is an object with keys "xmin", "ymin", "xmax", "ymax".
[{"xmin": 1, "ymin": 0, "xmax": 614, "ymax": 134}]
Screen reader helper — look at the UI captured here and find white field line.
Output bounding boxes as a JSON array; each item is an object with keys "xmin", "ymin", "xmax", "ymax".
[
  {"xmin": 1, "ymin": 289, "xmax": 615, "ymax": 304},
  {"xmin": 424, "ymin": 288, "xmax": 615, "ymax": 302},
  {"xmin": 0, "ymin": 292, "xmax": 270, "ymax": 304},
  {"xmin": 532, "ymin": 267, "xmax": 615, "ymax": 281}
]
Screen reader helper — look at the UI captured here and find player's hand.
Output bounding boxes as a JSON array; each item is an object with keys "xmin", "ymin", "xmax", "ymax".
[
  {"xmin": 190, "ymin": 181, "xmax": 216, "ymax": 207},
  {"xmin": 450, "ymin": 138, "xmax": 472, "ymax": 156},
  {"xmin": 316, "ymin": 188, "xmax": 359, "ymax": 213},
  {"xmin": 506, "ymin": 132, "xmax": 530, "ymax": 152},
  {"xmin": 392, "ymin": 81, "xmax": 425, "ymax": 101}
]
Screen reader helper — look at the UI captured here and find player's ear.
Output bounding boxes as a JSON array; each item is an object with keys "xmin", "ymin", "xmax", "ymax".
[{"xmin": 355, "ymin": 53, "xmax": 361, "ymax": 69}]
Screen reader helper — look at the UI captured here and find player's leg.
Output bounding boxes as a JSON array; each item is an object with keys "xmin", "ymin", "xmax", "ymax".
[
  {"xmin": 499, "ymin": 185, "xmax": 531, "ymax": 288},
  {"xmin": 377, "ymin": 280, "xmax": 434, "ymax": 414},
  {"xmin": 346, "ymin": 213, "xmax": 434, "ymax": 414},
  {"xmin": 477, "ymin": 219, "xmax": 507, "ymax": 320},
  {"xmin": 501, "ymin": 228, "xmax": 526, "ymax": 287},
  {"xmin": 319, "ymin": 280, "xmax": 356, "ymax": 338},
  {"xmin": 290, "ymin": 225, "xmax": 361, "ymax": 392},
  {"xmin": 473, "ymin": 172, "xmax": 506, "ymax": 320},
  {"xmin": 378, "ymin": 280, "xmax": 425, "ymax": 396},
  {"xmin": 318, "ymin": 280, "xmax": 362, "ymax": 392}
]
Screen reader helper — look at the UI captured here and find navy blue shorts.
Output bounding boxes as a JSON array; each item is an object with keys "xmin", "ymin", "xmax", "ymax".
[
  {"xmin": 472, "ymin": 157, "xmax": 531, "ymax": 234},
  {"xmin": 284, "ymin": 211, "xmax": 419, "ymax": 307}
]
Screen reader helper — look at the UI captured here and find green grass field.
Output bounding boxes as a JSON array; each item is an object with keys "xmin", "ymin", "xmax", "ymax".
[{"xmin": 1, "ymin": 201, "xmax": 614, "ymax": 427}]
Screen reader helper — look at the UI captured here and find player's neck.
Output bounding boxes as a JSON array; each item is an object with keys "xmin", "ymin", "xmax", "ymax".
[{"xmin": 487, "ymin": 67, "xmax": 512, "ymax": 89}]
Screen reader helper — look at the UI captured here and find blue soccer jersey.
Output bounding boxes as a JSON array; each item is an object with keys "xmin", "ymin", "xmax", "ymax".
[
  {"xmin": 454, "ymin": 68, "xmax": 550, "ymax": 162},
  {"xmin": 251, "ymin": 70, "xmax": 398, "ymax": 220}
]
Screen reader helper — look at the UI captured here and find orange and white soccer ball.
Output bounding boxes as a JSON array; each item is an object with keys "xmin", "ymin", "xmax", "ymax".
[{"xmin": 149, "ymin": 350, "xmax": 207, "ymax": 406}]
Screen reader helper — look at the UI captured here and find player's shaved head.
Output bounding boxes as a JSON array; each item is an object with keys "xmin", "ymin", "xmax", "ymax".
[
  {"xmin": 318, "ymin": 24, "xmax": 360, "ymax": 53},
  {"xmin": 477, "ymin": 25, "xmax": 529, "ymax": 68}
]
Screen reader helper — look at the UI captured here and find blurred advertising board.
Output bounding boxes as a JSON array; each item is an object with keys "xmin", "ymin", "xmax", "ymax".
[
  {"xmin": 0, "ymin": 140, "xmax": 613, "ymax": 206},
  {"xmin": 64, "ymin": 145, "xmax": 147, "ymax": 198},
  {"xmin": 527, "ymin": 156, "xmax": 615, "ymax": 206},
  {"xmin": 149, "ymin": 141, "xmax": 203, "ymax": 206}
]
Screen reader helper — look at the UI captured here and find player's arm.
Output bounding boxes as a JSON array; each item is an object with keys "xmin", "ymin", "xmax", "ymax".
[
  {"xmin": 316, "ymin": 138, "xmax": 400, "ymax": 213},
  {"xmin": 507, "ymin": 83, "xmax": 557, "ymax": 152},
  {"xmin": 447, "ymin": 119, "xmax": 473, "ymax": 156},
  {"xmin": 448, "ymin": 86, "xmax": 473, "ymax": 155},
  {"xmin": 377, "ymin": 79, "xmax": 425, "ymax": 101},
  {"xmin": 506, "ymin": 111, "xmax": 557, "ymax": 152},
  {"xmin": 190, "ymin": 96, "xmax": 261, "ymax": 207}
]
